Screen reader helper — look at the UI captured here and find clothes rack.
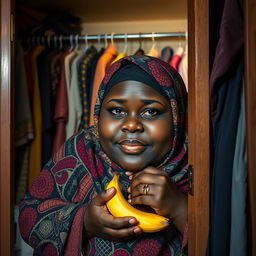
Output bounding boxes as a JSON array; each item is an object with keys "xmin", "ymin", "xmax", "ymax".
[{"xmin": 28, "ymin": 32, "xmax": 187, "ymax": 44}]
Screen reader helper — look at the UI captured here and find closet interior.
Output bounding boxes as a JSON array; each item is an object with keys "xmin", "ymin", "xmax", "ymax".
[
  {"xmin": 12, "ymin": 0, "xmax": 200, "ymax": 255},
  {"xmin": 5, "ymin": 0, "xmax": 256, "ymax": 255}
]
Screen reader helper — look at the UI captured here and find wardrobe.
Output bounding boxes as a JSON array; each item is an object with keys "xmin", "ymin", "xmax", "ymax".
[{"xmin": 0, "ymin": 0, "xmax": 255, "ymax": 255}]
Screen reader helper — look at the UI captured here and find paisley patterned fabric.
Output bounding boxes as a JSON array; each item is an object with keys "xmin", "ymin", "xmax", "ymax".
[{"xmin": 19, "ymin": 55, "xmax": 188, "ymax": 255}]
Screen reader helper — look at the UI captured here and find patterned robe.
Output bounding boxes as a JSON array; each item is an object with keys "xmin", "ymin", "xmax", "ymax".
[{"xmin": 19, "ymin": 55, "xmax": 188, "ymax": 255}]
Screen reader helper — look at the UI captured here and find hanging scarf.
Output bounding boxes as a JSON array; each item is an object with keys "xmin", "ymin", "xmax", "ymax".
[{"xmin": 19, "ymin": 55, "xmax": 188, "ymax": 256}]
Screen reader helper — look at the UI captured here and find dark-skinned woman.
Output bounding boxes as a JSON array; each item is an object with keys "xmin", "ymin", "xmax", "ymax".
[{"xmin": 19, "ymin": 55, "xmax": 188, "ymax": 255}]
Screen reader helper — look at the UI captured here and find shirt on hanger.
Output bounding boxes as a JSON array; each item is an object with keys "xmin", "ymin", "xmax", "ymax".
[{"xmin": 89, "ymin": 43, "xmax": 118, "ymax": 126}]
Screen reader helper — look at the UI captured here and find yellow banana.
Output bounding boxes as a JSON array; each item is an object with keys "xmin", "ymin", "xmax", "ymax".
[{"xmin": 106, "ymin": 173, "xmax": 169, "ymax": 232}]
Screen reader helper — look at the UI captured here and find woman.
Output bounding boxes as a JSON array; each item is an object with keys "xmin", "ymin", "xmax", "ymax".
[{"xmin": 19, "ymin": 55, "xmax": 188, "ymax": 255}]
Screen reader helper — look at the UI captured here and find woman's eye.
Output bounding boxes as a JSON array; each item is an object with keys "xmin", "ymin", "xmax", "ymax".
[
  {"xmin": 109, "ymin": 108, "xmax": 126, "ymax": 116},
  {"xmin": 142, "ymin": 109, "xmax": 161, "ymax": 118}
]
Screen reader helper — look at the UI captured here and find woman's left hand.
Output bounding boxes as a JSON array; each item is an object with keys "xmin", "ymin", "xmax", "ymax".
[{"xmin": 126, "ymin": 167, "xmax": 186, "ymax": 221}]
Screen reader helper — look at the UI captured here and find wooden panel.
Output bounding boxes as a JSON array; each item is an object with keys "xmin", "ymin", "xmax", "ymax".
[
  {"xmin": 244, "ymin": 0, "xmax": 256, "ymax": 255},
  {"xmin": 0, "ymin": 0, "xmax": 13, "ymax": 254},
  {"xmin": 188, "ymin": 0, "xmax": 210, "ymax": 255},
  {"xmin": 16, "ymin": 0, "xmax": 187, "ymax": 22}
]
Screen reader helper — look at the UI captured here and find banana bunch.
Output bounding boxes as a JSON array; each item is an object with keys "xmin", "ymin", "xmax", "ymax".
[{"xmin": 106, "ymin": 173, "xmax": 169, "ymax": 232}]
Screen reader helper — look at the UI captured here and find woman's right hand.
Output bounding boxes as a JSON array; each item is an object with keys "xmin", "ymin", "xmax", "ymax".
[{"xmin": 84, "ymin": 187, "xmax": 142, "ymax": 242}]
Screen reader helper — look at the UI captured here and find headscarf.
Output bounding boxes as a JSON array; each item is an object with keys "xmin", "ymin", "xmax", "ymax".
[
  {"xmin": 19, "ymin": 55, "xmax": 188, "ymax": 256},
  {"xmin": 92, "ymin": 55, "xmax": 188, "ymax": 185}
]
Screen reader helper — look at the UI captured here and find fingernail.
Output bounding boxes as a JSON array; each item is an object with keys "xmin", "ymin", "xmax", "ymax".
[
  {"xmin": 129, "ymin": 218, "xmax": 136, "ymax": 225},
  {"xmin": 129, "ymin": 175, "xmax": 133, "ymax": 180},
  {"xmin": 106, "ymin": 187, "xmax": 114, "ymax": 193},
  {"xmin": 134, "ymin": 227, "xmax": 141, "ymax": 234},
  {"xmin": 127, "ymin": 187, "xmax": 131, "ymax": 193},
  {"xmin": 128, "ymin": 199, "xmax": 131, "ymax": 203}
]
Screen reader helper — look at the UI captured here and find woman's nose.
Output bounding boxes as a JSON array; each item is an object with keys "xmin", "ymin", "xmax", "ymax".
[{"xmin": 121, "ymin": 116, "xmax": 144, "ymax": 133}]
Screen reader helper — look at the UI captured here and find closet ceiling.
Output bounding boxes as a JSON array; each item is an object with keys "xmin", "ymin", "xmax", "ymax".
[{"xmin": 16, "ymin": 0, "xmax": 187, "ymax": 22}]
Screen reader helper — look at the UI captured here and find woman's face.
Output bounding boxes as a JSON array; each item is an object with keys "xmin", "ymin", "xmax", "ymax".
[{"xmin": 98, "ymin": 80, "xmax": 173, "ymax": 172}]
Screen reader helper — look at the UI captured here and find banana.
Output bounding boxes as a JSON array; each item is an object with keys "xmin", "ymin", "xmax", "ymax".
[{"xmin": 106, "ymin": 173, "xmax": 169, "ymax": 232}]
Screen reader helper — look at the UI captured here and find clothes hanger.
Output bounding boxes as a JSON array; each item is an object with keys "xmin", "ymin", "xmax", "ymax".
[
  {"xmin": 104, "ymin": 33, "xmax": 108, "ymax": 48},
  {"xmin": 84, "ymin": 34, "xmax": 88, "ymax": 52},
  {"xmin": 69, "ymin": 34, "xmax": 74, "ymax": 51},
  {"xmin": 111, "ymin": 32, "xmax": 115, "ymax": 46},
  {"xmin": 151, "ymin": 32, "xmax": 156, "ymax": 49},
  {"xmin": 98, "ymin": 34, "xmax": 101, "ymax": 51},
  {"xmin": 74, "ymin": 34, "xmax": 79, "ymax": 51},
  {"xmin": 122, "ymin": 33, "xmax": 128, "ymax": 54},
  {"xmin": 147, "ymin": 32, "xmax": 159, "ymax": 57},
  {"xmin": 134, "ymin": 32, "xmax": 145, "ymax": 55}
]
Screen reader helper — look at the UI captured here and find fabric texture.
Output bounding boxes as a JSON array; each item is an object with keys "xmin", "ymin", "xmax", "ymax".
[
  {"xmin": 208, "ymin": 57, "xmax": 243, "ymax": 256},
  {"xmin": 230, "ymin": 85, "xmax": 247, "ymax": 256},
  {"xmin": 19, "ymin": 55, "xmax": 188, "ymax": 256},
  {"xmin": 28, "ymin": 45, "xmax": 45, "ymax": 187},
  {"xmin": 169, "ymin": 47, "xmax": 184, "ymax": 71},
  {"xmin": 178, "ymin": 45, "xmax": 188, "ymax": 92},
  {"xmin": 65, "ymin": 50, "xmax": 83, "ymax": 139},
  {"xmin": 209, "ymin": 0, "xmax": 244, "ymax": 123},
  {"xmin": 78, "ymin": 46, "xmax": 98, "ymax": 130},
  {"xmin": 161, "ymin": 46, "xmax": 174, "ymax": 63},
  {"xmin": 89, "ymin": 43, "xmax": 118, "ymax": 126},
  {"xmin": 15, "ymin": 41, "xmax": 34, "ymax": 146},
  {"xmin": 53, "ymin": 51, "xmax": 70, "ymax": 153}
]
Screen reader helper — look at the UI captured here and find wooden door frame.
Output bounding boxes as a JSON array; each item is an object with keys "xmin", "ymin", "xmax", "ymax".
[
  {"xmin": 188, "ymin": 0, "xmax": 210, "ymax": 255},
  {"xmin": 244, "ymin": 0, "xmax": 256, "ymax": 254},
  {"xmin": 0, "ymin": 0, "xmax": 13, "ymax": 254}
]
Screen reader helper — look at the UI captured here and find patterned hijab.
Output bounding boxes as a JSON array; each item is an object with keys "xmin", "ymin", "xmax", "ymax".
[{"xmin": 89, "ymin": 55, "xmax": 188, "ymax": 189}]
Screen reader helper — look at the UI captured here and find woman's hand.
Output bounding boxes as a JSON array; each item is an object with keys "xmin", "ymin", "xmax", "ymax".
[
  {"xmin": 126, "ymin": 167, "xmax": 187, "ymax": 233},
  {"xmin": 84, "ymin": 187, "xmax": 142, "ymax": 241}
]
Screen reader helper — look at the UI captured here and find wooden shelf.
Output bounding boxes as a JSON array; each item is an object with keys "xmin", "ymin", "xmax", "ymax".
[{"xmin": 16, "ymin": 0, "xmax": 187, "ymax": 22}]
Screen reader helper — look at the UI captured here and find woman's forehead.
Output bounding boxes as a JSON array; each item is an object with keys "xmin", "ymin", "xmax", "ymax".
[{"xmin": 103, "ymin": 80, "xmax": 170, "ymax": 104}]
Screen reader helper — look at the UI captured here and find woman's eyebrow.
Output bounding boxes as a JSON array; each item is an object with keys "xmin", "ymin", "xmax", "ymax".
[
  {"xmin": 142, "ymin": 99, "xmax": 165, "ymax": 106},
  {"xmin": 106, "ymin": 98, "xmax": 165, "ymax": 106},
  {"xmin": 106, "ymin": 99, "xmax": 126, "ymax": 104}
]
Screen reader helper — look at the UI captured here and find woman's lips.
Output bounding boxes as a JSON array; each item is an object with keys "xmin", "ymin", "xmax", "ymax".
[{"xmin": 118, "ymin": 140, "xmax": 147, "ymax": 154}]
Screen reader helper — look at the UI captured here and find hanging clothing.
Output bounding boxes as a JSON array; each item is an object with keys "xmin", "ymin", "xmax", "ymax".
[
  {"xmin": 229, "ymin": 86, "xmax": 247, "ymax": 256},
  {"xmin": 89, "ymin": 43, "xmax": 118, "ymax": 126},
  {"xmin": 111, "ymin": 52, "xmax": 127, "ymax": 64},
  {"xmin": 15, "ymin": 42, "xmax": 33, "ymax": 201},
  {"xmin": 161, "ymin": 46, "xmax": 174, "ymax": 63},
  {"xmin": 178, "ymin": 45, "xmax": 188, "ymax": 91},
  {"xmin": 210, "ymin": 0, "xmax": 244, "ymax": 123},
  {"xmin": 78, "ymin": 46, "xmax": 98, "ymax": 130},
  {"xmin": 208, "ymin": 57, "xmax": 243, "ymax": 256},
  {"xmin": 65, "ymin": 50, "xmax": 84, "ymax": 139},
  {"xmin": 19, "ymin": 55, "xmax": 188, "ymax": 256},
  {"xmin": 147, "ymin": 47, "xmax": 160, "ymax": 58},
  {"xmin": 15, "ymin": 41, "xmax": 34, "ymax": 146},
  {"xmin": 28, "ymin": 45, "xmax": 45, "ymax": 187},
  {"xmin": 53, "ymin": 51, "xmax": 70, "ymax": 153},
  {"xmin": 169, "ymin": 46, "xmax": 184, "ymax": 71},
  {"xmin": 37, "ymin": 48, "xmax": 60, "ymax": 166},
  {"xmin": 134, "ymin": 48, "xmax": 145, "ymax": 56},
  {"xmin": 88, "ymin": 48, "xmax": 105, "ymax": 109},
  {"xmin": 207, "ymin": 0, "xmax": 244, "ymax": 255}
]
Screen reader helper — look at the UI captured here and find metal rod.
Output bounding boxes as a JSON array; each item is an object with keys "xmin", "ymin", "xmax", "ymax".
[{"xmin": 30, "ymin": 32, "xmax": 186, "ymax": 42}]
